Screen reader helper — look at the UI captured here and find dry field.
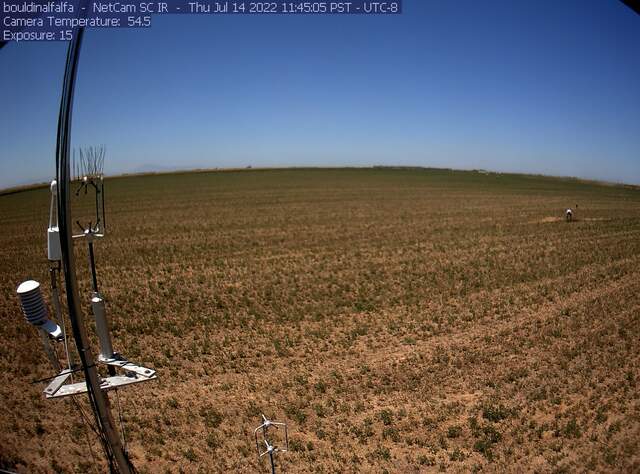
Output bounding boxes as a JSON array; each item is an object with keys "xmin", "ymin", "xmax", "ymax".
[{"xmin": 1, "ymin": 168, "xmax": 639, "ymax": 473}]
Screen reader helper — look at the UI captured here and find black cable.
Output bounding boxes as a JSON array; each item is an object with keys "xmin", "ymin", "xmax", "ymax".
[
  {"xmin": 30, "ymin": 362, "xmax": 98, "ymax": 384},
  {"xmin": 621, "ymin": 0, "xmax": 640, "ymax": 15},
  {"xmin": 56, "ymin": 22, "xmax": 137, "ymax": 473},
  {"xmin": 43, "ymin": 291, "xmax": 105, "ymax": 462},
  {"xmin": 88, "ymin": 241, "xmax": 99, "ymax": 293},
  {"xmin": 70, "ymin": 396, "xmax": 102, "ymax": 441},
  {"xmin": 115, "ymin": 390, "xmax": 128, "ymax": 454},
  {"xmin": 46, "ymin": 336, "xmax": 104, "ymax": 454},
  {"xmin": 102, "ymin": 180, "xmax": 107, "ymax": 230},
  {"xmin": 55, "ymin": 27, "xmax": 118, "ymax": 471},
  {"xmin": 79, "ymin": 414, "xmax": 101, "ymax": 474}
]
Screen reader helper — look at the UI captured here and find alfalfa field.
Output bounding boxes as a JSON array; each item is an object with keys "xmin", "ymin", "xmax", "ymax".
[{"xmin": 1, "ymin": 168, "xmax": 639, "ymax": 472}]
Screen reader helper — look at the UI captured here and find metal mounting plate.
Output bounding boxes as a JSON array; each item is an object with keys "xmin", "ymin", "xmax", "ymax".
[
  {"xmin": 44, "ymin": 368, "xmax": 73, "ymax": 397},
  {"xmin": 46, "ymin": 373, "xmax": 157, "ymax": 399},
  {"xmin": 101, "ymin": 358, "xmax": 156, "ymax": 378}
]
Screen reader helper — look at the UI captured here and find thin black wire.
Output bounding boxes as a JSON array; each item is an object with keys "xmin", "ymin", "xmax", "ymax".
[
  {"xmin": 101, "ymin": 177, "xmax": 106, "ymax": 230},
  {"xmin": 56, "ymin": 27, "xmax": 117, "ymax": 472},
  {"xmin": 70, "ymin": 397, "xmax": 101, "ymax": 474},
  {"xmin": 56, "ymin": 24, "xmax": 138, "ymax": 473},
  {"xmin": 31, "ymin": 363, "xmax": 97, "ymax": 384},
  {"xmin": 115, "ymin": 389, "xmax": 128, "ymax": 454},
  {"xmin": 49, "ymin": 336, "xmax": 106, "ymax": 473},
  {"xmin": 72, "ymin": 396, "xmax": 100, "ymax": 437},
  {"xmin": 48, "ymin": 299, "xmax": 103, "ymax": 452}
]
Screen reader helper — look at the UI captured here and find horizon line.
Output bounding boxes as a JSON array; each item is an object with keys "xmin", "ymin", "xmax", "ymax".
[{"xmin": 1, "ymin": 165, "xmax": 639, "ymax": 196}]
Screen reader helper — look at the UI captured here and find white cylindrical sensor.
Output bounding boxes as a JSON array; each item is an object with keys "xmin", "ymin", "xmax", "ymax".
[
  {"xmin": 16, "ymin": 280, "xmax": 62, "ymax": 339},
  {"xmin": 47, "ymin": 228, "xmax": 62, "ymax": 261},
  {"xmin": 92, "ymin": 293, "xmax": 114, "ymax": 360},
  {"xmin": 47, "ymin": 180, "xmax": 62, "ymax": 261}
]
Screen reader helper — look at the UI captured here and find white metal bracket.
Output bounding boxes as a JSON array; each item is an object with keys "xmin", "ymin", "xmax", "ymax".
[{"xmin": 43, "ymin": 356, "xmax": 156, "ymax": 399}]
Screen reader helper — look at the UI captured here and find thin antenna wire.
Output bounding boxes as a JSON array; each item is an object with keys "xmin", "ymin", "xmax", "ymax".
[
  {"xmin": 46, "ymin": 338, "xmax": 102, "ymax": 473},
  {"xmin": 53, "ymin": 266, "xmax": 73, "ymax": 376},
  {"xmin": 74, "ymin": 400, "xmax": 101, "ymax": 474},
  {"xmin": 115, "ymin": 390, "xmax": 129, "ymax": 453},
  {"xmin": 74, "ymin": 145, "xmax": 106, "ymax": 180}
]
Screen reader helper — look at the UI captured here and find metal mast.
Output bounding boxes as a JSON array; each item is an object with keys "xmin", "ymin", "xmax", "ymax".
[{"xmin": 55, "ymin": 28, "xmax": 134, "ymax": 474}]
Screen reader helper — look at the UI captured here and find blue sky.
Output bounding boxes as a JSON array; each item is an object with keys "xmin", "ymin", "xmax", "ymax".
[{"xmin": 1, "ymin": 0, "xmax": 639, "ymax": 188}]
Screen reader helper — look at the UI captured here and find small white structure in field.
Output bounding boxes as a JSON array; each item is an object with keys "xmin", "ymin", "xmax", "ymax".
[
  {"xmin": 255, "ymin": 414, "xmax": 288, "ymax": 474},
  {"xmin": 565, "ymin": 208, "xmax": 573, "ymax": 222}
]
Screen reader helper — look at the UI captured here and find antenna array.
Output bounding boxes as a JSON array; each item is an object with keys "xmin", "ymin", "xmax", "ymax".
[{"xmin": 73, "ymin": 145, "xmax": 105, "ymax": 181}]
